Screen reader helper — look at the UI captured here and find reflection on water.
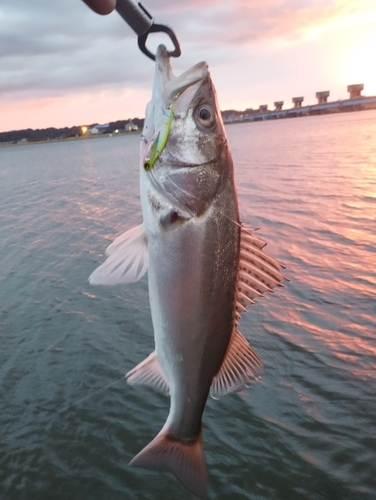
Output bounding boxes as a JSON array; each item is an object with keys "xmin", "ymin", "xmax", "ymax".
[{"xmin": 0, "ymin": 111, "xmax": 376, "ymax": 499}]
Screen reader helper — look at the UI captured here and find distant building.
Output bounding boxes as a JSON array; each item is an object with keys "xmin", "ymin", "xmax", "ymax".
[
  {"xmin": 274, "ymin": 101, "xmax": 284, "ymax": 111},
  {"xmin": 316, "ymin": 91, "xmax": 330, "ymax": 104},
  {"xmin": 125, "ymin": 121, "xmax": 139, "ymax": 132},
  {"xmin": 292, "ymin": 97, "xmax": 304, "ymax": 108},
  {"xmin": 347, "ymin": 84, "xmax": 364, "ymax": 99},
  {"xmin": 89, "ymin": 124, "xmax": 110, "ymax": 134},
  {"xmin": 259, "ymin": 105, "xmax": 268, "ymax": 112}
]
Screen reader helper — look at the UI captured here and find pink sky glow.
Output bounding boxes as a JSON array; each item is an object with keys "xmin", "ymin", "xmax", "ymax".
[{"xmin": 1, "ymin": 0, "xmax": 376, "ymax": 132}]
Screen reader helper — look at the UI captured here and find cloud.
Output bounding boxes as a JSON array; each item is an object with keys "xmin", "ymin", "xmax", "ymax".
[
  {"xmin": 161, "ymin": 0, "xmax": 374, "ymax": 47},
  {"xmin": 1, "ymin": 0, "xmax": 375, "ymax": 130},
  {"xmin": 1, "ymin": 0, "xmax": 373, "ymax": 97},
  {"xmin": 0, "ymin": 0, "xmax": 152, "ymax": 100}
]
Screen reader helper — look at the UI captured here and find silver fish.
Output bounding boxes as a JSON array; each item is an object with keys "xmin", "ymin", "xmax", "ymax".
[{"xmin": 89, "ymin": 44, "xmax": 286, "ymax": 498}]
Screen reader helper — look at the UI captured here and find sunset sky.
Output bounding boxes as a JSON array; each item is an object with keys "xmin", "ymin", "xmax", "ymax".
[{"xmin": 1, "ymin": 0, "xmax": 376, "ymax": 133}]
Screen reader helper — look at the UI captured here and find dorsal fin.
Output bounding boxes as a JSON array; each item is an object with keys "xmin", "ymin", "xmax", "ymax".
[
  {"xmin": 210, "ymin": 226, "xmax": 287, "ymax": 399},
  {"xmin": 235, "ymin": 225, "xmax": 287, "ymax": 326}
]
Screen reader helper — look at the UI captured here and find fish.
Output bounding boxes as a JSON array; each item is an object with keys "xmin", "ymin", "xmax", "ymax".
[{"xmin": 89, "ymin": 44, "xmax": 286, "ymax": 498}]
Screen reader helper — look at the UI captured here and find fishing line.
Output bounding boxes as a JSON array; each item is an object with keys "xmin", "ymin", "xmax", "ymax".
[
  {"xmin": 60, "ymin": 374, "xmax": 127, "ymax": 413},
  {"xmin": 37, "ymin": 374, "xmax": 127, "ymax": 415}
]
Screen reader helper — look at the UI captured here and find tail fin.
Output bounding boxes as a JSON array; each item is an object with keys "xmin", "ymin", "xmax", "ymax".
[{"xmin": 129, "ymin": 428, "xmax": 207, "ymax": 499}]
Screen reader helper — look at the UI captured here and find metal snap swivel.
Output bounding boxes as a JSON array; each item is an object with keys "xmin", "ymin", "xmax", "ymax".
[{"xmin": 138, "ymin": 24, "xmax": 181, "ymax": 61}]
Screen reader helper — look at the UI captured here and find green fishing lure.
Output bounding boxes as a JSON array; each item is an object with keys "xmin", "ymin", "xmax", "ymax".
[{"xmin": 144, "ymin": 104, "xmax": 174, "ymax": 171}]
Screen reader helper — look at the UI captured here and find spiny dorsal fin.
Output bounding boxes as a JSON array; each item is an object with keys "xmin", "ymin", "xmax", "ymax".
[
  {"xmin": 235, "ymin": 225, "xmax": 287, "ymax": 325},
  {"xmin": 89, "ymin": 224, "xmax": 148, "ymax": 285},
  {"xmin": 210, "ymin": 329, "xmax": 263, "ymax": 399},
  {"xmin": 126, "ymin": 352, "xmax": 170, "ymax": 396}
]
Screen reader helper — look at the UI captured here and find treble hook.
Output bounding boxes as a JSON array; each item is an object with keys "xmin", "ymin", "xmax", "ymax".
[{"xmin": 115, "ymin": 0, "xmax": 181, "ymax": 61}]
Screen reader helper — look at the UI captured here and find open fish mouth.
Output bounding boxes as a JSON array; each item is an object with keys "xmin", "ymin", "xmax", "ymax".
[
  {"xmin": 155, "ymin": 44, "xmax": 208, "ymax": 108},
  {"xmin": 142, "ymin": 45, "xmax": 209, "ymax": 147}
]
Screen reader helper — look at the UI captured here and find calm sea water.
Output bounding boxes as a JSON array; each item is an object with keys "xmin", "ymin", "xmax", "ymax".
[{"xmin": 1, "ymin": 110, "xmax": 376, "ymax": 500}]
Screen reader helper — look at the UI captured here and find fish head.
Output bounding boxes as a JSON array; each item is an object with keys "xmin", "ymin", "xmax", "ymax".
[{"xmin": 141, "ymin": 45, "xmax": 232, "ymax": 217}]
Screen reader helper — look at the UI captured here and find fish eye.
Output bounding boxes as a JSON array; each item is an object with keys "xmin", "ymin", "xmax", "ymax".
[
  {"xmin": 199, "ymin": 108, "xmax": 211, "ymax": 120},
  {"xmin": 195, "ymin": 105, "xmax": 216, "ymax": 129}
]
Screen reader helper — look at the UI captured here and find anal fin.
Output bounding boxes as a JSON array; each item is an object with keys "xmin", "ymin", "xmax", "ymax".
[
  {"xmin": 210, "ymin": 329, "xmax": 263, "ymax": 399},
  {"xmin": 126, "ymin": 352, "xmax": 170, "ymax": 396}
]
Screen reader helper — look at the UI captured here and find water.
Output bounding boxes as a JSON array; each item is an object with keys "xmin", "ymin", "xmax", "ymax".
[{"xmin": 1, "ymin": 111, "xmax": 375, "ymax": 500}]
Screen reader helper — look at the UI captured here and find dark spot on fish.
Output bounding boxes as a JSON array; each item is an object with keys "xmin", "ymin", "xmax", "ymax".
[
  {"xmin": 169, "ymin": 211, "xmax": 179, "ymax": 223},
  {"xmin": 160, "ymin": 210, "xmax": 185, "ymax": 228},
  {"xmin": 148, "ymin": 191, "xmax": 162, "ymax": 212}
]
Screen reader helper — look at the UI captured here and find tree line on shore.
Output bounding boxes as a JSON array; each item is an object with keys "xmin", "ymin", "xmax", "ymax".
[
  {"xmin": 0, "ymin": 118, "xmax": 145, "ymax": 144},
  {"xmin": 0, "ymin": 109, "xmax": 250, "ymax": 144}
]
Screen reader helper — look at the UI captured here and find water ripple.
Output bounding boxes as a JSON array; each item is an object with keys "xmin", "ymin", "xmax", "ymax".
[{"xmin": 1, "ymin": 113, "xmax": 376, "ymax": 498}]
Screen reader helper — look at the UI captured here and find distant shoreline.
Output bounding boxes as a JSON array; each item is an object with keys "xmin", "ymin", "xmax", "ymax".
[
  {"xmin": 0, "ymin": 130, "xmax": 141, "ymax": 148},
  {"xmin": 1, "ymin": 105, "xmax": 376, "ymax": 148},
  {"xmin": 223, "ymin": 96, "xmax": 376, "ymax": 125}
]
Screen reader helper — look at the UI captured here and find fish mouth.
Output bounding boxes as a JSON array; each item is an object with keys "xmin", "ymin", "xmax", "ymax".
[
  {"xmin": 156, "ymin": 49, "xmax": 209, "ymax": 113},
  {"xmin": 152, "ymin": 45, "xmax": 209, "ymax": 121},
  {"xmin": 143, "ymin": 45, "xmax": 209, "ymax": 160},
  {"xmin": 155, "ymin": 44, "xmax": 208, "ymax": 112}
]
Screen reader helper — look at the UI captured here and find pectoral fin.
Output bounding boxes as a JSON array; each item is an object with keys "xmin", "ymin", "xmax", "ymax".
[
  {"xmin": 126, "ymin": 352, "xmax": 170, "ymax": 396},
  {"xmin": 89, "ymin": 224, "xmax": 148, "ymax": 285},
  {"xmin": 210, "ymin": 329, "xmax": 263, "ymax": 399}
]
